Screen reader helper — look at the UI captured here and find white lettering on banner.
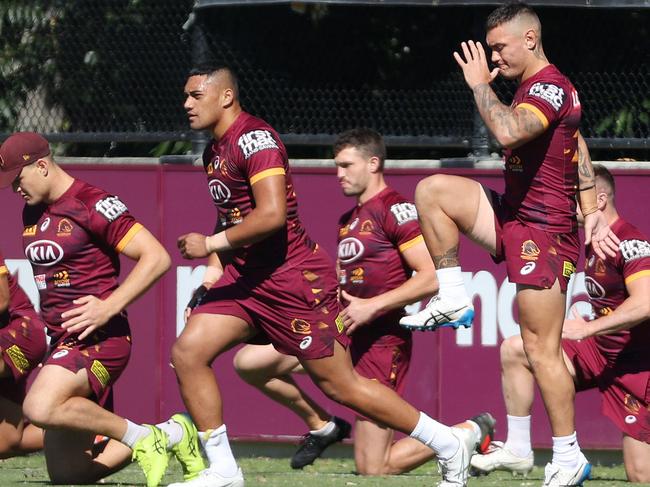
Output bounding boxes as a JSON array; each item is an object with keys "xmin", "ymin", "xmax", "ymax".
[
  {"xmin": 176, "ymin": 265, "xmax": 207, "ymax": 337},
  {"xmin": 175, "ymin": 268, "xmax": 591, "ymax": 343}
]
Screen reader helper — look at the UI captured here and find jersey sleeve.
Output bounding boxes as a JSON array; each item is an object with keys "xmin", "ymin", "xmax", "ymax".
[
  {"xmin": 381, "ymin": 198, "xmax": 423, "ymax": 253},
  {"xmin": 0, "ymin": 250, "xmax": 7, "ymax": 276},
  {"xmin": 518, "ymin": 78, "xmax": 574, "ymax": 130},
  {"xmin": 619, "ymin": 234, "xmax": 650, "ymax": 286},
  {"xmin": 235, "ymin": 129, "xmax": 286, "ymax": 185},
  {"xmin": 86, "ymin": 193, "xmax": 142, "ymax": 253}
]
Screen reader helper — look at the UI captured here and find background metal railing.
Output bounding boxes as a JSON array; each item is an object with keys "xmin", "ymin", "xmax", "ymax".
[{"xmin": 1, "ymin": 1, "xmax": 648, "ymax": 159}]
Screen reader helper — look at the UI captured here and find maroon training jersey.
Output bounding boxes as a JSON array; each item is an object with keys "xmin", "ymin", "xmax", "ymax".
[
  {"xmin": 22, "ymin": 179, "xmax": 141, "ymax": 339},
  {"xmin": 503, "ymin": 64, "xmax": 581, "ymax": 232},
  {"xmin": 337, "ymin": 187, "xmax": 422, "ymax": 346},
  {"xmin": 202, "ymin": 111, "xmax": 316, "ymax": 272},
  {"xmin": 584, "ymin": 218, "xmax": 650, "ymax": 360},
  {"xmin": 0, "ymin": 250, "xmax": 38, "ymax": 323}
]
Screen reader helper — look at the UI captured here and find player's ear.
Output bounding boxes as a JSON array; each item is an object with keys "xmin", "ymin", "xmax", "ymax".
[
  {"xmin": 36, "ymin": 158, "xmax": 49, "ymax": 177},
  {"xmin": 222, "ymin": 87, "xmax": 235, "ymax": 108},
  {"xmin": 368, "ymin": 156, "xmax": 381, "ymax": 173},
  {"xmin": 596, "ymin": 191, "xmax": 608, "ymax": 210},
  {"xmin": 524, "ymin": 28, "xmax": 537, "ymax": 50}
]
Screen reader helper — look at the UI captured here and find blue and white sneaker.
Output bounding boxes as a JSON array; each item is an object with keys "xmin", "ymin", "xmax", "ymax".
[
  {"xmin": 542, "ymin": 453, "xmax": 592, "ymax": 486},
  {"xmin": 400, "ymin": 295, "xmax": 474, "ymax": 331}
]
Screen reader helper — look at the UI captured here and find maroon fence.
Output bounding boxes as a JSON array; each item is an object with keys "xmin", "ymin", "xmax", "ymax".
[{"xmin": 2, "ymin": 163, "xmax": 648, "ymax": 449}]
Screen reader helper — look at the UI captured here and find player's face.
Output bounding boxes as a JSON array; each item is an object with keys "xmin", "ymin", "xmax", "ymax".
[
  {"xmin": 486, "ymin": 22, "xmax": 528, "ymax": 80},
  {"xmin": 183, "ymin": 75, "xmax": 224, "ymax": 131},
  {"xmin": 335, "ymin": 147, "xmax": 372, "ymax": 197},
  {"xmin": 12, "ymin": 162, "xmax": 47, "ymax": 206}
]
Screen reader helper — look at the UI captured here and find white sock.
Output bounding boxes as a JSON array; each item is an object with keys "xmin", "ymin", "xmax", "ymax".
[
  {"xmin": 552, "ymin": 432, "xmax": 581, "ymax": 469},
  {"xmin": 504, "ymin": 415, "xmax": 532, "ymax": 457},
  {"xmin": 201, "ymin": 425, "xmax": 239, "ymax": 477},
  {"xmin": 310, "ymin": 419, "xmax": 336, "ymax": 437},
  {"xmin": 436, "ymin": 267, "xmax": 468, "ymax": 301},
  {"xmin": 409, "ymin": 412, "xmax": 460, "ymax": 461},
  {"xmin": 156, "ymin": 418, "xmax": 184, "ymax": 449},
  {"xmin": 121, "ymin": 419, "xmax": 151, "ymax": 448}
]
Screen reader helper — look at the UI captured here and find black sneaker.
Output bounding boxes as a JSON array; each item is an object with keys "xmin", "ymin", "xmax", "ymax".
[
  {"xmin": 290, "ymin": 417, "xmax": 351, "ymax": 469},
  {"xmin": 469, "ymin": 412, "xmax": 496, "ymax": 454}
]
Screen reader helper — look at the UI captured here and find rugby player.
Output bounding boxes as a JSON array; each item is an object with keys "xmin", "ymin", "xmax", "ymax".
[{"xmin": 400, "ymin": 3, "xmax": 618, "ymax": 485}]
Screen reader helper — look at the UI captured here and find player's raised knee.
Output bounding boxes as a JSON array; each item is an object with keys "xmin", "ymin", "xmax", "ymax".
[{"xmin": 414, "ymin": 174, "xmax": 446, "ymax": 207}]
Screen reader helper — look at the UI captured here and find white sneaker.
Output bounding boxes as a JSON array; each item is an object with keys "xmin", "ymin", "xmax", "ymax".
[
  {"xmin": 542, "ymin": 453, "xmax": 592, "ymax": 486},
  {"xmin": 470, "ymin": 441, "xmax": 534, "ymax": 475},
  {"xmin": 400, "ymin": 295, "xmax": 474, "ymax": 331},
  {"xmin": 167, "ymin": 467, "xmax": 244, "ymax": 487},
  {"xmin": 437, "ymin": 427, "xmax": 478, "ymax": 487}
]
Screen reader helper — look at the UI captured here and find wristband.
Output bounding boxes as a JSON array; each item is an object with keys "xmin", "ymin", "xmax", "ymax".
[
  {"xmin": 187, "ymin": 285, "xmax": 208, "ymax": 310},
  {"xmin": 205, "ymin": 232, "xmax": 232, "ymax": 253},
  {"xmin": 578, "ymin": 186, "xmax": 598, "ymax": 217}
]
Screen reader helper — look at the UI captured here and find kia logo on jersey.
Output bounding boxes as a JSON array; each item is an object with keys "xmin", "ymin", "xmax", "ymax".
[
  {"xmin": 208, "ymin": 179, "xmax": 231, "ymax": 205},
  {"xmin": 24, "ymin": 240, "xmax": 64, "ymax": 266},
  {"xmin": 338, "ymin": 237, "xmax": 364, "ymax": 264}
]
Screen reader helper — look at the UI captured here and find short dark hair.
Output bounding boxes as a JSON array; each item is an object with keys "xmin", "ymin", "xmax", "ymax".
[
  {"xmin": 333, "ymin": 128, "xmax": 386, "ymax": 168},
  {"xmin": 593, "ymin": 164, "xmax": 616, "ymax": 195},
  {"xmin": 486, "ymin": 2, "xmax": 538, "ymax": 31},
  {"xmin": 188, "ymin": 64, "xmax": 239, "ymax": 98}
]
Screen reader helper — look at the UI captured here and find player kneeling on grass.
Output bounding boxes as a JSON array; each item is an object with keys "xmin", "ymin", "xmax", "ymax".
[
  {"xmin": 0, "ymin": 248, "xmax": 47, "ymax": 458},
  {"xmin": 0, "ymin": 132, "xmax": 204, "ymax": 487},
  {"xmin": 471, "ymin": 165, "xmax": 650, "ymax": 484}
]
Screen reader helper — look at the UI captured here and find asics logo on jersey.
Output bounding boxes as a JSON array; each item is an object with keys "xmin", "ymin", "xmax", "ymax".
[
  {"xmin": 25, "ymin": 240, "xmax": 64, "ymax": 266},
  {"xmin": 238, "ymin": 130, "xmax": 279, "ymax": 159},
  {"xmin": 208, "ymin": 179, "xmax": 231, "ymax": 204},
  {"xmin": 620, "ymin": 239, "xmax": 650, "ymax": 262},
  {"xmin": 528, "ymin": 82, "xmax": 565, "ymax": 111},
  {"xmin": 338, "ymin": 237, "xmax": 364, "ymax": 264}
]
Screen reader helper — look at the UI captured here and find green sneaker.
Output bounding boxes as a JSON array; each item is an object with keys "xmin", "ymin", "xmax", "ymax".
[
  {"xmin": 171, "ymin": 413, "xmax": 206, "ymax": 480},
  {"xmin": 132, "ymin": 425, "xmax": 170, "ymax": 487}
]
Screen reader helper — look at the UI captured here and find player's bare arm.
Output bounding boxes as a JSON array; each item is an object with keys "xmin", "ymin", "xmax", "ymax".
[
  {"xmin": 178, "ymin": 173, "xmax": 287, "ymax": 259},
  {"xmin": 454, "ymin": 40, "xmax": 545, "ymax": 148},
  {"xmin": 341, "ymin": 241, "xmax": 437, "ymax": 334},
  {"xmin": 563, "ymin": 276, "xmax": 650, "ymax": 340},
  {"xmin": 577, "ymin": 132, "xmax": 620, "ymax": 258},
  {"xmin": 62, "ymin": 226, "xmax": 170, "ymax": 339}
]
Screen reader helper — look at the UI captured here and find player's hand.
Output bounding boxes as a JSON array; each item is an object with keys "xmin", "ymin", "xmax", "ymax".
[
  {"xmin": 61, "ymin": 295, "xmax": 113, "ymax": 340},
  {"xmin": 178, "ymin": 232, "xmax": 210, "ymax": 259},
  {"xmin": 184, "ymin": 284, "xmax": 209, "ymax": 323},
  {"xmin": 453, "ymin": 40, "xmax": 499, "ymax": 90},
  {"xmin": 340, "ymin": 290, "xmax": 378, "ymax": 335},
  {"xmin": 561, "ymin": 304, "xmax": 591, "ymax": 341},
  {"xmin": 583, "ymin": 210, "xmax": 620, "ymax": 260}
]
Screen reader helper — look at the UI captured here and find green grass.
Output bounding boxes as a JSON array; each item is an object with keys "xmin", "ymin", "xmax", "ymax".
[{"xmin": 0, "ymin": 453, "xmax": 643, "ymax": 486}]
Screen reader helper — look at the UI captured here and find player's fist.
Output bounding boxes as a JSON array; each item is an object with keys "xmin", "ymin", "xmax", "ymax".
[{"xmin": 178, "ymin": 232, "xmax": 209, "ymax": 259}]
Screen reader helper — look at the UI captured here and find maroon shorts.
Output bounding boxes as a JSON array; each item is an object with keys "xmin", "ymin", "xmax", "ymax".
[
  {"xmin": 490, "ymin": 190, "xmax": 579, "ymax": 292},
  {"xmin": 563, "ymin": 338, "xmax": 650, "ymax": 443},
  {"xmin": 0, "ymin": 314, "xmax": 47, "ymax": 404},
  {"xmin": 194, "ymin": 248, "xmax": 349, "ymax": 360},
  {"xmin": 44, "ymin": 316, "xmax": 131, "ymax": 409},
  {"xmin": 351, "ymin": 339, "xmax": 412, "ymax": 395}
]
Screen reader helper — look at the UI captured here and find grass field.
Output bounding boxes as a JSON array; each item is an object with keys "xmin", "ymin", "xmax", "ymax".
[{"xmin": 0, "ymin": 454, "xmax": 645, "ymax": 486}]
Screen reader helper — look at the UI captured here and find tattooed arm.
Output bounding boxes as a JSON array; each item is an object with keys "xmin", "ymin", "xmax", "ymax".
[
  {"xmin": 454, "ymin": 40, "xmax": 546, "ymax": 148},
  {"xmin": 577, "ymin": 132, "xmax": 619, "ymax": 259}
]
